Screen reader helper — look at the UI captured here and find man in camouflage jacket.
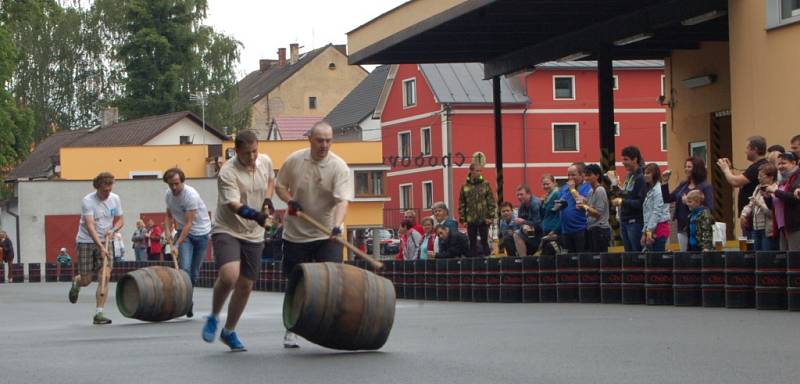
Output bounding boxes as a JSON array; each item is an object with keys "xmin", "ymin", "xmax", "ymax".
[{"xmin": 458, "ymin": 163, "xmax": 496, "ymax": 257}]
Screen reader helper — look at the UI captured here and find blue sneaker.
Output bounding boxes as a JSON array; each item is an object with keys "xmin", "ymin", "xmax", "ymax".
[
  {"xmin": 220, "ymin": 330, "xmax": 247, "ymax": 352},
  {"xmin": 202, "ymin": 316, "xmax": 218, "ymax": 343}
]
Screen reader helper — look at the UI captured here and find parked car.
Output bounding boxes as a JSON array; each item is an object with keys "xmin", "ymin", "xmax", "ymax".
[{"xmin": 366, "ymin": 228, "xmax": 400, "ymax": 257}]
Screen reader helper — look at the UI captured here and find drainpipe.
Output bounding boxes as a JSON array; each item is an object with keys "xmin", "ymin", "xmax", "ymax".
[
  {"xmin": 7, "ymin": 207, "xmax": 19, "ymax": 264},
  {"xmin": 444, "ymin": 104, "xmax": 454, "ymax": 212},
  {"xmin": 521, "ymin": 105, "xmax": 529, "ymax": 185}
]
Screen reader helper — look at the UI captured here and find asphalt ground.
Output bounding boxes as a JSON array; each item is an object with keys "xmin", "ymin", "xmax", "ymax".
[{"xmin": 0, "ymin": 282, "xmax": 798, "ymax": 384}]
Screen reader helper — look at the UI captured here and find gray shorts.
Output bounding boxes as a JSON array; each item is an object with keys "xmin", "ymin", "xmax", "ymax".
[
  {"xmin": 76, "ymin": 242, "xmax": 113, "ymax": 276},
  {"xmin": 212, "ymin": 233, "xmax": 264, "ymax": 280}
]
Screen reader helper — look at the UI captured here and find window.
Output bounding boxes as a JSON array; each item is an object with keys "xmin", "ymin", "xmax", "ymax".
[
  {"xmin": 768, "ymin": 0, "xmax": 800, "ymax": 27},
  {"xmin": 553, "ymin": 76, "xmax": 575, "ymax": 99},
  {"xmin": 308, "ymin": 96, "xmax": 317, "ymax": 109},
  {"xmin": 355, "ymin": 171, "xmax": 385, "ymax": 197},
  {"xmin": 552, "ymin": 123, "xmax": 579, "ymax": 152},
  {"xmin": 660, "ymin": 122, "xmax": 668, "ymax": 151},
  {"xmin": 179, "ymin": 135, "xmax": 192, "ymax": 144},
  {"xmin": 613, "ymin": 75, "xmax": 619, "ymax": 90},
  {"xmin": 614, "ymin": 122, "xmax": 620, "ymax": 137},
  {"xmin": 399, "ymin": 184, "xmax": 413, "ymax": 210},
  {"xmin": 402, "ymin": 78, "xmax": 416, "ymax": 107},
  {"xmin": 398, "ymin": 131, "xmax": 411, "ymax": 158},
  {"xmin": 420, "ymin": 127, "xmax": 431, "ymax": 156},
  {"xmin": 422, "ymin": 181, "xmax": 433, "ymax": 210}
]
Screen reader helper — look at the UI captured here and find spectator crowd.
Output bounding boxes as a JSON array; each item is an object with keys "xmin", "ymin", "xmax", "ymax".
[{"xmin": 392, "ymin": 134, "xmax": 800, "ymax": 259}]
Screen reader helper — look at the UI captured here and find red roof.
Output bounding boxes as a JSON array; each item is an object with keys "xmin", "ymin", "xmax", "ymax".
[{"xmin": 273, "ymin": 116, "xmax": 322, "ymax": 140}]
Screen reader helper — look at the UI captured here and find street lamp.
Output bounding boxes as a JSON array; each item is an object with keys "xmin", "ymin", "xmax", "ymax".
[{"xmin": 189, "ymin": 91, "xmax": 208, "ymax": 144}]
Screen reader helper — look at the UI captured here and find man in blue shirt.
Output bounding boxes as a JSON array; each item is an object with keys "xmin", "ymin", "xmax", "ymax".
[{"xmin": 559, "ymin": 163, "xmax": 592, "ymax": 253}]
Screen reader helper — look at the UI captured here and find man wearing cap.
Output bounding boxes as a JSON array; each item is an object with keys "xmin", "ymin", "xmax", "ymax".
[{"xmin": 275, "ymin": 120, "xmax": 353, "ymax": 348}]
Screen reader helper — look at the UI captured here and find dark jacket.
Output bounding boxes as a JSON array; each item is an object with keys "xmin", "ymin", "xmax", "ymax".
[
  {"xmin": 458, "ymin": 175, "xmax": 496, "ymax": 223},
  {"xmin": 0, "ymin": 237, "xmax": 13, "ymax": 263},
  {"xmin": 662, "ymin": 181, "xmax": 714, "ymax": 232},
  {"xmin": 765, "ymin": 168, "xmax": 800, "ymax": 232},
  {"xmin": 436, "ymin": 230, "xmax": 469, "ymax": 259},
  {"xmin": 620, "ymin": 167, "xmax": 646, "ymax": 223},
  {"xmin": 517, "ymin": 196, "xmax": 543, "ymax": 235}
]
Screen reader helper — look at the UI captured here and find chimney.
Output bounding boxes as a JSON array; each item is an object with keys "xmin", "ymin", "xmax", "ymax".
[
  {"xmin": 101, "ymin": 107, "xmax": 119, "ymax": 128},
  {"xmin": 260, "ymin": 59, "xmax": 274, "ymax": 72},
  {"xmin": 278, "ymin": 48, "xmax": 286, "ymax": 66},
  {"xmin": 289, "ymin": 43, "xmax": 299, "ymax": 65}
]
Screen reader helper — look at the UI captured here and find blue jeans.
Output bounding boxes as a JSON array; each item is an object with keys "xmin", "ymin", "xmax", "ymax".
[
  {"xmin": 646, "ymin": 236, "xmax": 667, "ymax": 252},
  {"xmin": 751, "ymin": 229, "xmax": 778, "ymax": 251},
  {"xmin": 176, "ymin": 232, "xmax": 209, "ymax": 285},
  {"xmin": 134, "ymin": 248, "xmax": 148, "ymax": 262},
  {"xmin": 620, "ymin": 221, "xmax": 643, "ymax": 252}
]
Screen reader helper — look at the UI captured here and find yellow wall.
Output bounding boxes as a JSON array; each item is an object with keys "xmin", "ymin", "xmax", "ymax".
[
  {"xmin": 347, "ymin": 0, "xmax": 468, "ymax": 57},
  {"xmin": 728, "ymin": 0, "xmax": 800, "ymax": 168},
  {"xmin": 60, "ymin": 145, "xmax": 209, "ymax": 180},
  {"xmin": 665, "ymin": 42, "xmax": 732, "ymax": 184},
  {"xmin": 248, "ymin": 46, "xmax": 368, "ymax": 133},
  {"xmin": 344, "ymin": 201, "xmax": 385, "ymax": 227},
  {"xmin": 221, "ymin": 140, "xmax": 384, "ymax": 168}
]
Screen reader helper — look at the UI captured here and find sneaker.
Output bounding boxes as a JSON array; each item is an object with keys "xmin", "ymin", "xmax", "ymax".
[
  {"xmin": 220, "ymin": 330, "xmax": 246, "ymax": 352},
  {"xmin": 202, "ymin": 316, "xmax": 218, "ymax": 343},
  {"xmin": 283, "ymin": 331, "xmax": 299, "ymax": 349},
  {"xmin": 93, "ymin": 313, "xmax": 112, "ymax": 325},
  {"xmin": 68, "ymin": 280, "xmax": 80, "ymax": 304}
]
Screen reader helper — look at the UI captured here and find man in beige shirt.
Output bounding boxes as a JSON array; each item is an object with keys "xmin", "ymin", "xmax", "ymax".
[
  {"xmin": 276, "ymin": 120, "xmax": 353, "ymax": 348},
  {"xmin": 202, "ymin": 130, "xmax": 275, "ymax": 352}
]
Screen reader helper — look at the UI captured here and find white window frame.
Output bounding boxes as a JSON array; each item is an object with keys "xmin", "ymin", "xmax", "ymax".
[
  {"xmin": 767, "ymin": 0, "xmax": 800, "ymax": 29},
  {"xmin": 420, "ymin": 127, "xmax": 432, "ymax": 156},
  {"xmin": 422, "ymin": 181, "xmax": 433, "ymax": 210},
  {"xmin": 553, "ymin": 75, "xmax": 576, "ymax": 100},
  {"xmin": 399, "ymin": 183, "xmax": 413, "ymax": 210},
  {"xmin": 551, "ymin": 122, "xmax": 580, "ymax": 152},
  {"xmin": 660, "ymin": 122, "xmax": 668, "ymax": 151},
  {"xmin": 660, "ymin": 74, "xmax": 666, "ymax": 97},
  {"xmin": 402, "ymin": 78, "xmax": 417, "ymax": 108},
  {"xmin": 397, "ymin": 130, "xmax": 412, "ymax": 159},
  {"xmin": 614, "ymin": 122, "xmax": 620, "ymax": 137},
  {"xmin": 613, "ymin": 75, "xmax": 619, "ymax": 91}
]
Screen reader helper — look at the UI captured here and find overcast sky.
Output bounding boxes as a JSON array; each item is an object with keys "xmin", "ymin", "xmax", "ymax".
[{"xmin": 205, "ymin": 0, "xmax": 407, "ymax": 79}]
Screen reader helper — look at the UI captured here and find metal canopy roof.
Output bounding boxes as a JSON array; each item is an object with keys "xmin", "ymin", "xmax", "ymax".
[{"xmin": 348, "ymin": 0, "xmax": 728, "ymax": 79}]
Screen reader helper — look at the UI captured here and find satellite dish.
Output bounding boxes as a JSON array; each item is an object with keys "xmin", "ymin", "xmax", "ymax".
[{"xmin": 267, "ymin": 97, "xmax": 285, "ymax": 115}]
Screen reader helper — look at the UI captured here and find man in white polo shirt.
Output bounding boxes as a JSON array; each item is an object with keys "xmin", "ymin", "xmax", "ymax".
[
  {"xmin": 201, "ymin": 130, "xmax": 275, "ymax": 352},
  {"xmin": 164, "ymin": 167, "xmax": 212, "ymax": 318},
  {"xmin": 69, "ymin": 172, "xmax": 124, "ymax": 325},
  {"xmin": 275, "ymin": 120, "xmax": 353, "ymax": 348}
]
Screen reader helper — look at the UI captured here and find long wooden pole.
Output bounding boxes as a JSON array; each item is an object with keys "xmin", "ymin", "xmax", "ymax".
[{"xmin": 296, "ymin": 211, "xmax": 383, "ymax": 270}]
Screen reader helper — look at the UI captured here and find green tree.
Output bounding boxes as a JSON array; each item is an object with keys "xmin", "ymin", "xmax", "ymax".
[
  {"xmin": 0, "ymin": 24, "xmax": 35, "ymax": 173},
  {"xmin": 116, "ymin": 0, "xmax": 243, "ymax": 131}
]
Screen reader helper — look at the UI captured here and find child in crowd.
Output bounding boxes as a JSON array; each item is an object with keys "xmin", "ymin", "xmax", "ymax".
[{"xmin": 686, "ymin": 190, "xmax": 714, "ymax": 251}]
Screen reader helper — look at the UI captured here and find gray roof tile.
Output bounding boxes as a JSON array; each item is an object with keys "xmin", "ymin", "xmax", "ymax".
[
  {"xmin": 325, "ymin": 65, "xmax": 390, "ymax": 130},
  {"xmin": 419, "ymin": 63, "xmax": 527, "ymax": 104}
]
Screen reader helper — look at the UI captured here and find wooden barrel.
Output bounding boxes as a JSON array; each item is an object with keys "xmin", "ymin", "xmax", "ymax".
[
  {"xmin": 283, "ymin": 262, "xmax": 396, "ymax": 351},
  {"xmin": 115, "ymin": 266, "xmax": 193, "ymax": 322}
]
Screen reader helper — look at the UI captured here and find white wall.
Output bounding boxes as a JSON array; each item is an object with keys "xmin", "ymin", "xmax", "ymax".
[
  {"xmin": 360, "ymin": 117, "xmax": 382, "ymax": 142},
  {"xmin": 146, "ymin": 118, "xmax": 224, "ymax": 146},
  {"xmin": 17, "ymin": 179, "xmax": 287, "ymax": 265}
]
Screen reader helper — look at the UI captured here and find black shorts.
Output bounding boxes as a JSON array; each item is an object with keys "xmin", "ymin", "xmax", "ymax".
[
  {"xmin": 281, "ymin": 239, "xmax": 343, "ymax": 274},
  {"xmin": 212, "ymin": 233, "xmax": 264, "ymax": 280}
]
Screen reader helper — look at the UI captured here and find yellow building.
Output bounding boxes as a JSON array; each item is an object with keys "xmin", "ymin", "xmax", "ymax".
[
  {"xmin": 347, "ymin": 0, "xmax": 800, "ymax": 240},
  {"xmin": 235, "ymin": 43, "xmax": 368, "ymax": 139}
]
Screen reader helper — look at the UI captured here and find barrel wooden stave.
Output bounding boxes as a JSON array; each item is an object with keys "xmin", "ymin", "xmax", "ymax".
[
  {"xmin": 283, "ymin": 262, "xmax": 396, "ymax": 351},
  {"xmin": 116, "ymin": 266, "xmax": 192, "ymax": 322}
]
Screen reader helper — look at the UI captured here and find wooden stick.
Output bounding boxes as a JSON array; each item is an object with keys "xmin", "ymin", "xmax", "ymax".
[
  {"xmin": 164, "ymin": 227, "xmax": 180, "ymax": 270},
  {"xmin": 99, "ymin": 237, "xmax": 110, "ymax": 296},
  {"xmin": 296, "ymin": 211, "xmax": 384, "ymax": 270}
]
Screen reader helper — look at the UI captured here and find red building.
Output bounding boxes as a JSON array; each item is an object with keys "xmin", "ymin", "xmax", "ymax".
[{"xmin": 377, "ymin": 61, "xmax": 666, "ymax": 227}]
